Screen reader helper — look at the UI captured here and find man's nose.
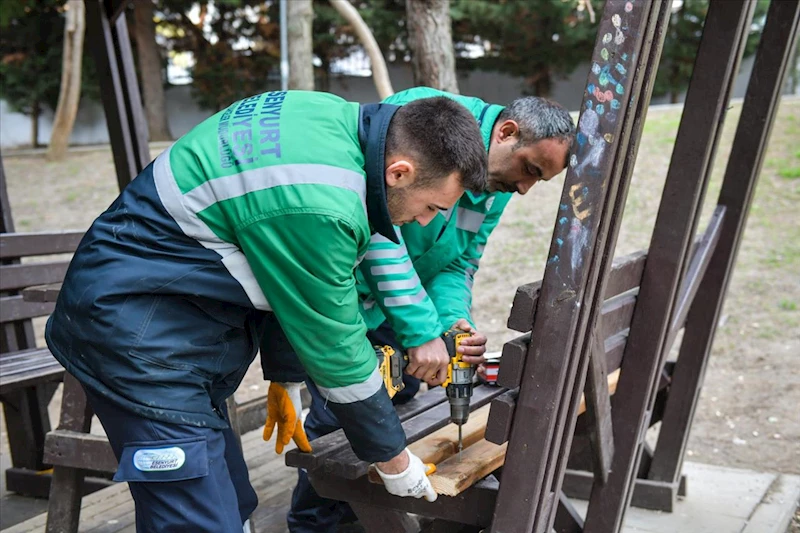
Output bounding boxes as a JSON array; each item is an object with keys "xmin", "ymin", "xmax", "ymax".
[
  {"xmin": 516, "ymin": 179, "xmax": 537, "ymax": 195},
  {"xmin": 415, "ymin": 211, "xmax": 437, "ymax": 226}
]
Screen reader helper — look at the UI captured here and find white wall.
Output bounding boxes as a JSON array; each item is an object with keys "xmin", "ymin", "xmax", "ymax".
[{"xmin": 0, "ymin": 55, "xmax": 788, "ymax": 149}]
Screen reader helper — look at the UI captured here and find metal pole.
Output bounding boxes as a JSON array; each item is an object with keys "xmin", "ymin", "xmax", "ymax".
[{"xmin": 280, "ymin": 0, "xmax": 289, "ymax": 91}]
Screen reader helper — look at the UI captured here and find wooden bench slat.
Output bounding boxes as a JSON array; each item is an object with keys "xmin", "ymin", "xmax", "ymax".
[
  {"xmin": 318, "ymin": 384, "xmax": 506, "ymax": 480},
  {"xmin": 0, "ymin": 295, "xmax": 55, "ymax": 322},
  {"xmin": 498, "ymin": 292, "xmax": 638, "ymax": 389},
  {"xmin": 0, "ymin": 347, "xmax": 51, "ymax": 361},
  {"xmin": 43, "ymin": 430, "xmax": 118, "ymax": 473},
  {"xmin": 0, "ymin": 366, "xmax": 65, "ymax": 394},
  {"xmin": 1, "ymin": 356, "xmax": 61, "ymax": 376},
  {"xmin": 0, "ymin": 231, "xmax": 84, "ymax": 259},
  {"xmin": 506, "ymin": 249, "xmax": 647, "ymax": 333},
  {"xmin": 285, "ymin": 386, "xmax": 450, "ymax": 472},
  {"xmin": 0, "ymin": 261, "xmax": 71, "ymax": 291}
]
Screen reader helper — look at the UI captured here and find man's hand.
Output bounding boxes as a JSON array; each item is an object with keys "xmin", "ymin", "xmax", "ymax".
[
  {"xmin": 263, "ymin": 382, "xmax": 312, "ymax": 454},
  {"xmin": 451, "ymin": 319, "xmax": 488, "ymax": 365},
  {"xmin": 376, "ymin": 448, "xmax": 438, "ymax": 502},
  {"xmin": 406, "ymin": 337, "xmax": 449, "ymax": 386}
]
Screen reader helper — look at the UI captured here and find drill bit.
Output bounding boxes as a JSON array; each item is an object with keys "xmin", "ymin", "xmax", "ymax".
[{"xmin": 458, "ymin": 424, "xmax": 463, "ymax": 462}]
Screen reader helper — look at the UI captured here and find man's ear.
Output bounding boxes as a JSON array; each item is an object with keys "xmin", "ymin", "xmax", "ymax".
[
  {"xmin": 495, "ymin": 119, "xmax": 520, "ymax": 144},
  {"xmin": 385, "ymin": 158, "xmax": 416, "ymax": 189}
]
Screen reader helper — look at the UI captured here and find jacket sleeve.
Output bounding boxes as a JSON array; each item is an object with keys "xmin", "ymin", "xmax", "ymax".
[
  {"xmin": 358, "ymin": 230, "xmax": 445, "ymax": 349},
  {"xmin": 425, "ymin": 194, "xmax": 512, "ymax": 330},
  {"xmin": 237, "ymin": 211, "xmax": 406, "ymax": 463}
]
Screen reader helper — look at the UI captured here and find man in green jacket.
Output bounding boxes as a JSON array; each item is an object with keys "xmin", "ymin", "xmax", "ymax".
[
  {"xmin": 45, "ymin": 91, "xmax": 488, "ymax": 532},
  {"xmin": 261, "ymin": 88, "xmax": 575, "ymax": 533}
]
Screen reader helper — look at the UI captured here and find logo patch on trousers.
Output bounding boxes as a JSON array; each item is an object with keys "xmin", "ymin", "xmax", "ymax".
[{"xmin": 132, "ymin": 447, "xmax": 186, "ymax": 472}]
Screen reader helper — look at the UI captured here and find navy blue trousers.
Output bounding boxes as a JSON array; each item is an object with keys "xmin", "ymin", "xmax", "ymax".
[
  {"xmin": 86, "ymin": 388, "xmax": 257, "ymax": 532},
  {"xmin": 285, "ymin": 323, "xmax": 420, "ymax": 533}
]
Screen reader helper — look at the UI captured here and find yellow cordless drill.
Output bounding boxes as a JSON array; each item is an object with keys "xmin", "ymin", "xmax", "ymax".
[
  {"xmin": 440, "ymin": 328, "xmax": 475, "ymax": 458},
  {"xmin": 376, "ymin": 328, "xmax": 475, "ymax": 457}
]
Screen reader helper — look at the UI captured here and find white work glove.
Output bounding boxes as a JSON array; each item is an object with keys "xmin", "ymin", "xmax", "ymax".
[{"xmin": 376, "ymin": 448, "xmax": 438, "ymax": 502}]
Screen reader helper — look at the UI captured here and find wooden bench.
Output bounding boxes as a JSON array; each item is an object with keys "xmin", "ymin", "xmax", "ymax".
[{"xmin": 0, "ymin": 229, "xmax": 103, "ymax": 497}]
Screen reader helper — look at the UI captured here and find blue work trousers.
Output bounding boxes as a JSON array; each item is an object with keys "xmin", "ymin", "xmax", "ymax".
[
  {"xmin": 86, "ymin": 388, "xmax": 257, "ymax": 532},
  {"xmin": 287, "ymin": 323, "xmax": 420, "ymax": 533}
]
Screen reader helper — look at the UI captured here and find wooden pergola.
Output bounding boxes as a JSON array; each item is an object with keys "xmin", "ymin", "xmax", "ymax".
[{"xmin": 3, "ymin": 0, "xmax": 795, "ymax": 532}]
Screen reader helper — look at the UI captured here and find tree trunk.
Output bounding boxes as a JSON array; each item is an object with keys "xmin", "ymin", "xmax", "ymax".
[
  {"xmin": 31, "ymin": 101, "xmax": 40, "ymax": 149},
  {"xmin": 288, "ymin": 0, "xmax": 314, "ymax": 91},
  {"xmin": 134, "ymin": 0, "xmax": 172, "ymax": 141},
  {"xmin": 405, "ymin": 0, "xmax": 458, "ymax": 93},
  {"xmin": 47, "ymin": 0, "xmax": 85, "ymax": 160},
  {"xmin": 329, "ymin": 0, "xmax": 394, "ymax": 99}
]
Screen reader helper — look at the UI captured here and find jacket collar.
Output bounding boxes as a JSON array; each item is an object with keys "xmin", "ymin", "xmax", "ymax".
[{"xmin": 358, "ymin": 103, "xmax": 400, "ymax": 244}]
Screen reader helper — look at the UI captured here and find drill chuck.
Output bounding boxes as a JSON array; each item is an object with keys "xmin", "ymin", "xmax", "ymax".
[{"xmin": 448, "ymin": 393, "xmax": 471, "ymax": 426}]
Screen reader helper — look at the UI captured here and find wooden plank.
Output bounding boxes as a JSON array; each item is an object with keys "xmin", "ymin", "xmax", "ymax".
[
  {"xmin": 583, "ymin": 2, "xmax": 758, "ymax": 530},
  {"xmin": 84, "ymin": 2, "xmax": 144, "ymax": 190},
  {"xmin": 583, "ymin": 332, "xmax": 615, "ymax": 484},
  {"xmin": 495, "ymin": 333, "xmax": 529, "ymax": 389},
  {"xmin": 506, "ymin": 250, "xmax": 647, "ymax": 333},
  {"xmin": 647, "ymin": 0, "xmax": 800, "ymax": 487},
  {"xmin": 0, "ymin": 296, "xmax": 55, "ymax": 323},
  {"xmin": 562, "ymin": 469, "xmax": 680, "ymax": 513},
  {"xmin": 428, "ymin": 439, "xmax": 507, "ymax": 497},
  {"xmin": 664, "ymin": 205, "xmax": 726, "ymax": 352},
  {"xmin": 21, "ymin": 283, "xmax": 63, "ymax": 303},
  {"xmin": 486, "ymin": 369, "xmax": 620, "ymax": 446},
  {"xmin": 0, "ymin": 262, "xmax": 70, "ymax": 291},
  {"xmin": 368, "ymin": 405, "xmax": 491, "ymax": 484},
  {"xmin": 484, "ymin": 389, "xmax": 517, "ymax": 445},
  {"xmin": 499, "ymin": 291, "xmax": 636, "ymax": 389},
  {"xmin": 322, "ymin": 385, "xmax": 505, "ymax": 479},
  {"xmin": 1, "ymin": 385, "xmax": 56, "ymax": 471},
  {"xmin": 0, "ymin": 231, "xmax": 84, "ymax": 259},
  {"xmin": 0, "ymin": 364, "xmax": 64, "ymax": 394},
  {"xmin": 309, "ymin": 474, "xmax": 499, "ymax": 528},
  {"xmin": 43, "ymin": 432, "xmax": 116, "ymax": 473},
  {"xmin": 45, "ymin": 373, "xmax": 98, "ymax": 532}
]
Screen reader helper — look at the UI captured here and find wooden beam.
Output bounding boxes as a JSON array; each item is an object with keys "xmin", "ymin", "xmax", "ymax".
[
  {"xmin": 0, "ymin": 262, "xmax": 70, "ymax": 291},
  {"xmin": 646, "ymin": 0, "xmax": 800, "ymax": 487},
  {"xmin": 498, "ymin": 291, "xmax": 635, "ymax": 390},
  {"xmin": 486, "ymin": 369, "xmax": 620, "ymax": 446},
  {"xmin": 429, "ymin": 440, "xmax": 507, "ymax": 497},
  {"xmin": 368, "ymin": 405, "xmax": 491, "ymax": 484},
  {"xmin": 664, "ymin": 205, "xmax": 726, "ymax": 352},
  {"xmin": 584, "ymin": 335, "xmax": 615, "ymax": 485},
  {"xmin": 584, "ymin": 2, "xmax": 757, "ymax": 530},
  {"xmin": 0, "ymin": 231, "xmax": 84, "ymax": 258},
  {"xmin": 309, "ymin": 474, "xmax": 500, "ymax": 528},
  {"xmin": 506, "ymin": 250, "xmax": 647, "ymax": 333},
  {"xmin": 0, "ymin": 296, "xmax": 55, "ymax": 323},
  {"xmin": 321, "ymin": 385, "xmax": 505, "ymax": 479}
]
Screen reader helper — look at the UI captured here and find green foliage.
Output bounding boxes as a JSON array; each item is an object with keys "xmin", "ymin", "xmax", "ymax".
[
  {"xmin": 158, "ymin": 0, "xmax": 280, "ymax": 111},
  {"xmin": 0, "ymin": 1, "xmax": 64, "ymax": 115},
  {"xmin": 451, "ymin": 0, "xmax": 603, "ymax": 96},
  {"xmin": 0, "ymin": 0, "xmax": 99, "ymax": 117},
  {"xmin": 653, "ymin": 0, "xmax": 770, "ymax": 102}
]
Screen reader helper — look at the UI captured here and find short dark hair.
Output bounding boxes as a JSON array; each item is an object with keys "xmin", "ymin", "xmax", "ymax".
[
  {"xmin": 498, "ymin": 96, "xmax": 576, "ymax": 147},
  {"xmin": 386, "ymin": 96, "xmax": 487, "ymax": 194}
]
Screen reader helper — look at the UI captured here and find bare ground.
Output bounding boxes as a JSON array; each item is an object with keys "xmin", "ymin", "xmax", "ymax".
[{"xmin": 2, "ymin": 98, "xmax": 798, "ymax": 481}]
